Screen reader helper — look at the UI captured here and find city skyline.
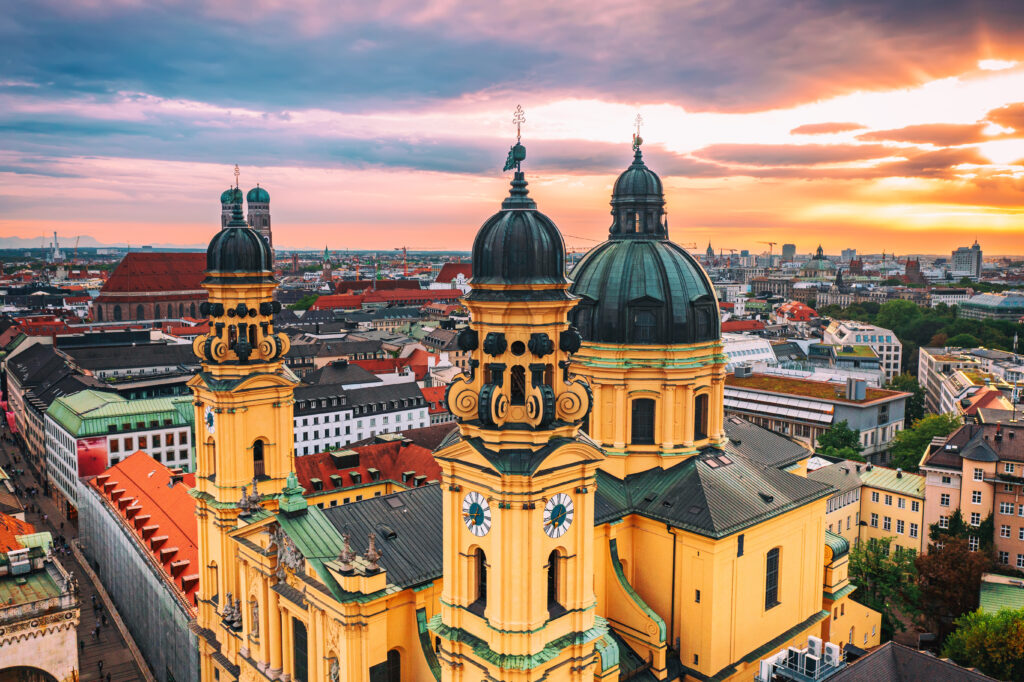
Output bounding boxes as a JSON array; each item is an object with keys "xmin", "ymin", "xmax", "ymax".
[{"xmin": 3, "ymin": 2, "xmax": 1024, "ymax": 253}]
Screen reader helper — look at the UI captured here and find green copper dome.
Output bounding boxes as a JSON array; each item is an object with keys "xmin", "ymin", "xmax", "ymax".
[
  {"xmin": 205, "ymin": 204, "xmax": 274, "ymax": 281},
  {"xmin": 247, "ymin": 186, "xmax": 270, "ymax": 203},
  {"xmin": 568, "ymin": 146, "xmax": 719, "ymax": 345},
  {"xmin": 221, "ymin": 187, "xmax": 243, "ymax": 205},
  {"xmin": 467, "ymin": 171, "xmax": 571, "ymax": 302}
]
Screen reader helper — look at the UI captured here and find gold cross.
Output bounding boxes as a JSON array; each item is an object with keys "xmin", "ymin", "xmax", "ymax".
[{"xmin": 513, "ymin": 105, "xmax": 526, "ymax": 143}]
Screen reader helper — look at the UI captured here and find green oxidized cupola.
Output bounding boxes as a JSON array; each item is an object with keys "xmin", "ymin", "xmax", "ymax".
[{"xmin": 568, "ymin": 141, "xmax": 720, "ymax": 345}]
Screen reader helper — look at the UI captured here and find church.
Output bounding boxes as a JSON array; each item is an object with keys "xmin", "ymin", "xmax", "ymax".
[{"xmin": 190, "ymin": 135, "xmax": 880, "ymax": 682}]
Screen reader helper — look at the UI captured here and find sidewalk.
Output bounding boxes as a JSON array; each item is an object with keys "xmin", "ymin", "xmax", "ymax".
[{"xmin": 0, "ymin": 439, "xmax": 146, "ymax": 681}]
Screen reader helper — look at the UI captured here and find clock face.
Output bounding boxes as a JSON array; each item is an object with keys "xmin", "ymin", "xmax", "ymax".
[
  {"xmin": 462, "ymin": 491, "xmax": 492, "ymax": 537},
  {"xmin": 544, "ymin": 493, "xmax": 574, "ymax": 539},
  {"xmin": 204, "ymin": 405, "xmax": 215, "ymax": 434}
]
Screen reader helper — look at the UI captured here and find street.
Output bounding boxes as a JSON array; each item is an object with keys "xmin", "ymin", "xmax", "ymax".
[{"xmin": 0, "ymin": 436, "xmax": 146, "ymax": 681}]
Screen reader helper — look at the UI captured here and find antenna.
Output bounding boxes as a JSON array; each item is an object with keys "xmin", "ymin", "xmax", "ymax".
[
  {"xmin": 234, "ymin": 164, "xmax": 240, "ymax": 189},
  {"xmin": 633, "ymin": 113, "xmax": 644, "ymax": 150}
]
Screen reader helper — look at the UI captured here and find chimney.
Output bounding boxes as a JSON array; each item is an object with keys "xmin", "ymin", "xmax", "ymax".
[{"xmin": 896, "ymin": 468, "xmax": 903, "ymax": 478}]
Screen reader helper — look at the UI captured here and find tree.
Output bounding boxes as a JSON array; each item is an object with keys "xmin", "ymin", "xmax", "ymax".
[
  {"xmin": 849, "ymin": 537, "xmax": 920, "ymax": 638},
  {"xmin": 947, "ymin": 332, "xmax": 982, "ymax": 348},
  {"xmin": 816, "ymin": 420, "xmax": 864, "ymax": 461},
  {"xmin": 885, "ymin": 373, "xmax": 925, "ymax": 425},
  {"xmin": 286, "ymin": 294, "xmax": 319, "ymax": 311},
  {"xmin": 875, "ymin": 299, "xmax": 921, "ymax": 335},
  {"xmin": 889, "ymin": 413, "xmax": 961, "ymax": 472},
  {"xmin": 916, "ymin": 538, "xmax": 994, "ymax": 638},
  {"xmin": 942, "ymin": 608, "xmax": 1024, "ymax": 680}
]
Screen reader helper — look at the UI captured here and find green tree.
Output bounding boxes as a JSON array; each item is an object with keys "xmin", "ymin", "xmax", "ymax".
[
  {"xmin": 916, "ymin": 538, "xmax": 994, "ymax": 638},
  {"xmin": 816, "ymin": 420, "xmax": 864, "ymax": 461},
  {"xmin": 942, "ymin": 608, "xmax": 1024, "ymax": 681},
  {"xmin": 889, "ymin": 413, "xmax": 961, "ymax": 472},
  {"xmin": 286, "ymin": 294, "xmax": 319, "ymax": 311},
  {"xmin": 885, "ymin": 373, "xmax": 925, "ymax": 425},
  {"xmin": 875, "ymin": 299, "xmax": 921, "ymax": 334},
  {"xmin": 849, "ymin": 537, "xmax": 920, "ymax": 638}
]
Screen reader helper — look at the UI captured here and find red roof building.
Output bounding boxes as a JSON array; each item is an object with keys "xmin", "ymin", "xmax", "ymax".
[
  {"xmin": 311, "ymin": 293, "xmax": 365, "ymax": 310},
  {"xmin": 721, "ymin": 319, "xmax": 765, "ymax": 332},
  {"xmin": 293, "ymin": 438, "xmax": 442, "ymax": 503},
  {"xmin": 774, "ymin": 301, "xmax": 817, "ymax": 322},
  {"xmin": 334, "ymin": 280, "xmax": 421, "ymax": 294},
  {"xmin": 92, "ymin": 252, "xmax": 207, "ymax": 323},
  {"xmin": 89, "ymin": 451, "xmax": 199, "ymax": 607},
  {"xmin": 351, "ymin": 348, "xmax": 438, "ymax": 382},
  {"xmin": 0, "ymin": 513, "xmax": 34, "ymax": 553},
  {"xmin": 434, "ymin": 263, "xmax": 472, "ymax": 284},
  {"xmin": 363, "ymin": 289, "xmax": 462, "ymax": 306}
]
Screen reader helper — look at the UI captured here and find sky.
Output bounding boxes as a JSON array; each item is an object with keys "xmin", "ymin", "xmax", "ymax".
[{"xmin": 2, "ymin": 1, "xmax": 1024, "ymax": 255}]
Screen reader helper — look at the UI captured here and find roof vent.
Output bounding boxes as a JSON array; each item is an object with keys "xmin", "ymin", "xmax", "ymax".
[
  {"xmin": 379, "ymin": 524, "xmax": 398, "ymax": 541},
  {"xmin": 687, "ymin": 505, "xmax": 703, "ymax": 515},
  {"xmin": 896, "ymin": 468, "xmax": 903, "ymax": 478},
  {"xmin": 758, "ymin": 492, "xmax": 775, "ymax": 504}
]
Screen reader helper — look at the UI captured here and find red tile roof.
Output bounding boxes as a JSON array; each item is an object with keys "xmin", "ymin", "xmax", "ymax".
[
  {"xmin": 99, "ymin": 252, "xmax": 206, "ymax": 295},
  {"xmin": 335, "ymin": 280, "xmax": 421, "ymax": 294},
  {"xmin": 0, "ymin": 513, "xmax": 34, "ymax": 553},
  {"xmin": 435, "ymin": 263, "xmax": 472, "ymax": 284},
  {"xmin": 89, "ymin": 451, "xmax": 199, "ymax": 609},
  {"xmin": 420, "ymin": 386, "xmax": 448, "ymax": 415},
  {"xmin": 311, "ymin": 294, "xmax": 364, "ymax": 310},
  {"xmin": 362, "ymin": 289, "xmax": 463, "ymax": 305},
  {"xmin": 294, "ymin": 439, "xmax": 441, "ymax": 493},
  {"xmin": 722, "ymin": 319, "xmax": 765, "ymax": 332},
  {"xmin": 351, "ymin": 348, "xmax": 436, "ymax": 381}
]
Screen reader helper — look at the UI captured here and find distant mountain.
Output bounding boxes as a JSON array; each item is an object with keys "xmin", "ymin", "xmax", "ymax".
[{"xmin": 0, "ymin": 235, "xmax": 207, "ymax": 249}]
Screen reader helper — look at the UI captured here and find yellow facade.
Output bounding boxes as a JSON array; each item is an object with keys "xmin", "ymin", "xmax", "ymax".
[
  {"xmin": 193, "ymin": 160, "xmax": 882, "ymax": 682},
  {"xmin": 858, "ymin": 471, "xmax": 925, "ymax": 555}
]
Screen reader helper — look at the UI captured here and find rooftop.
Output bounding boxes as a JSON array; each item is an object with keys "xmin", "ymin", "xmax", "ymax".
[
  {"xmin": 46, "ymin": 390, "xmax": 194, "ymax": 437},
  {"xmin": 859, "ymin": 465, "xmax": 925, "ymax": 498},
  {"xmin": 98, "ymin": 252, "xmax": 206, "ymax": 295},
  {"xmin": 725, "ymin": 374, "xmax": 906, "ymax": 405},
  {"xmin": 828, "ymin": 641, "xmax": 996, "ymax": 681},
  {"xmin": 979, "ymin": 574, "xmax": 1024, "ymax": 614}
]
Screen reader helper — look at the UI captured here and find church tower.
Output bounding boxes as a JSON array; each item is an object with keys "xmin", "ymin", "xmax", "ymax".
[
  {"xmin": 220, "ymin": 186, "xmax": 243, "ymax": 228},
  {"xmin": 188, "ymin": 203, "xmax": 294, "ymax": 678},
  {"xmin": 246, "ymin": 185, "xmax": 272, "ymax": 252},
  {"xmin": 430, "ymin": 132, "xmax": 614, "ymax": 680},
  {"xmin": 568, "ymin": 139, "xmax": 727, "ymax": 478}
]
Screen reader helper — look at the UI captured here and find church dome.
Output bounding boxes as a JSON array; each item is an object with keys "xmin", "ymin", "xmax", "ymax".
[
  {"xmin": 467, "ymin": 171, "xmax": 571, "ymax": 301},
  {"xmin": 221, "ymin": 187, "xmax": 243, "ymax": 205},
  {"xmin": 801, "ymin": 245, "xmax": 836, "ymax": 275},
  {"xmin": 568, "ymin": 145, "xmax": 719, "ymax": 345},
  {"xmin": 247, "ymin": 186, "xmax": 270, "ymax": 204},
  {"xmin": 206, "ymin": 204, "xmax": 273, "ymax": 276}
]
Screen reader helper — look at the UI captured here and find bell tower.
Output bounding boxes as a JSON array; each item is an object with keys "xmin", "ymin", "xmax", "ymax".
[
  {"xmin": 430, "ymin": 120, "xmax": 613, "ymax": 681},
  {"xmin": 188, "ymin": 203, "xmax": 294, "ymax": 679}
]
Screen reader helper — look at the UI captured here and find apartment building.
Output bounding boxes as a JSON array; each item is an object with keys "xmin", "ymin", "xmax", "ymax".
[
  {"xmin": 920, "ymin": 420, "xmax": 1024, "ymax": 569},
  {"xmin": 724, "ymin": 371, "xmax": 909, "ymax": 460},
  {"xmin": 807, "ymin": 459, "xmax": 862, "ymax": 541},
  {"xmin": 858, "ymin": 466, "xmax": 925, "ymax": 554},
  {"xmin": 44, "ymin": 390, "xmax": 195, "ymax": 515},
  {"xmin": 823, "ymin": 321, "xmax": 902, "ymax": 380}
]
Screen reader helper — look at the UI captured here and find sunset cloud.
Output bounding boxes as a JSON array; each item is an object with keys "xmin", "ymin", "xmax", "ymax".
[{"xmin": 2, "ymin": 1, "xmax": 1024, "ymax": 253}]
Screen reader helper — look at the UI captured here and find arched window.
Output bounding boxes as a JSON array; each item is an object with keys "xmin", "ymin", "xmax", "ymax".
[
  {"xmin": 190, "ymin": 302, "xmax": 197, "ymax": 318},
  {"xmin": 113, "ymin": 305, "xmax": 122, "ymax": 321},
  {"xmin": 253, "ymin": 440, "xmax": 266, "ymax": 478},
  {"xmin": 136, "ymin": 304, "xmax": 145, "ymax": 320},
  {"xmin": 510, "ymin": 365, "xmax": 526, "ymax": 405},
  {"xmin": 765, "ymin": 547, "xmax": 780, "ymax": 609},
  {"xmin": 694, "ymin": 393, "xmax": 709, "ymax": 441},
  {"xmin": 631, "ymin": 399, "xmax": 655, "ymax": 445},
  {"xmin": 470, "ymin": 548, "xmax": 487, "ymax": 614},
  {"xmin": 547, "ymin": 550, "xmax": 565, "ymax": 616},
  {"xmin": 386, "ymin": 650, "xmax": 401, "ymax": 682},
  {"xmin": 154, "ymin": 304, "xmax": 161, "ymax": 319},
  {"xmin": 96, "ymin": 306, "xmax": 103, "ymax": 321},
  {"xmin": 633, "ymin": 310, "xmax": 656, "ymax": 343},
  {"xmin": 179, "ymin": 303, "xmax": 184, "ymax": 317}
]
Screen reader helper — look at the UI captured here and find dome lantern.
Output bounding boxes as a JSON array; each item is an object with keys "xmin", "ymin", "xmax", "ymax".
[{"xmin": 205, "ymin": 204, "xmax": 274, "ymax": 280}]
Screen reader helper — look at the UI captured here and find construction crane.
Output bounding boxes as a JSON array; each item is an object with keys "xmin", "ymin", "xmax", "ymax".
[
  {"xmin": 758, "ymin": 241, "xmax": 777, "ymax": 256},
  {"xmin": 73, "ymin": 236, "xmax": 80, "ymax": 264}
]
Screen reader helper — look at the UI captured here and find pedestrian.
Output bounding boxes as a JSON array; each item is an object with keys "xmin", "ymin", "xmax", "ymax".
[{"xmin": 98, "ymin": 660, "xmax": 103, "ymax": 673}]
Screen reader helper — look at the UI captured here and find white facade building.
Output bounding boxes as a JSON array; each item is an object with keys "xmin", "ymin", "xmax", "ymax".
[
  {"xmin": 722, "ymin": 333, "xmax": 778, "ymax": 371},
  {"xmin": 823, "ymin": 321, "xmax": 903, "ymax": 380}
]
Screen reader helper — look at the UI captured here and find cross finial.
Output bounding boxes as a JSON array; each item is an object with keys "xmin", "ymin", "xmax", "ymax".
[
  {"xmin": 632, "ymin": 113, "xmax": 644, "ymax": 151},
  {"xmin": 513, "ymin": 104, "xmax": 526, "ymax": 144},
  {"xmin": 233, "ymin": 164, "xmax": 240, "ymax": 189}
]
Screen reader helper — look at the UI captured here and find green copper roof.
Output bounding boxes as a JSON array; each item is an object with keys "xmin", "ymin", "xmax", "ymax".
[
  {"xmin": 221, "ymin": 187, "xmax": 243, "ymax": 204},
  {"xmin": 825, "ymin": 530, "xmax": 849, "ymax": 559},
  {"xmin": 247, "ymin": 186, "xmax": 270, "ymax": 203},
  {"xmin": 46, "ymin": 389, "xmax": 193, "ymax": 437},
  {"xmin": 979, "ymin": 579, "xmax": 1024, "ymax": 613},
  {"xmin": 859, "ymin": 466, "xmax": 924, "ymax": 498}
]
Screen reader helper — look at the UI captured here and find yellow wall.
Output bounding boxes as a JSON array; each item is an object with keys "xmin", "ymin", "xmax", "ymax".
[{"xmin": 859, "ymin": 486, "xmax": 924, "ymax": 554}]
